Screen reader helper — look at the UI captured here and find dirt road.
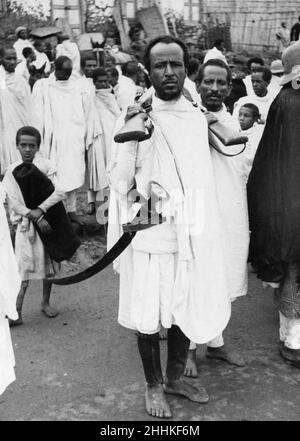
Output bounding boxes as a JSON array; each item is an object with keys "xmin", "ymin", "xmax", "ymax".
[{"xmin": 1, "ymin": 264, "xmax": 300, "ymax": 421}]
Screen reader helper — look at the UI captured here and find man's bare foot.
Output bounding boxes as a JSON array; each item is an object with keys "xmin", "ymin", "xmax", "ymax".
[
  {"xmin": 86, "ymin": 202, "xmax": 96, "ymax": 215},
  {"xmin": 164, "ymin": 379, "xmax": 209, "ymax": 403},
  {"xmin": 184, "ymin": 349, "xmax": 198, "ymax": 378},
  {"xmin": 9, "ymin": 313, "xmax": 23, "ymax": 327},
  {"xmin": 206, "ymin": 346, "xmax": 246, "ymax": 367},
  {"xmin": 68, "ymin": 212, "xmax": 86, "ymax": 226},
  {"xmin": 159, "ymin": 328, "xmax": 168, "ymax": 340},
  {"xmin": 41, "ymin": 304, "xmax": 59, "ymax": 318},
  {"xmin": 145, "ymin": 384, "xmax": 172, "ymax": 419}
]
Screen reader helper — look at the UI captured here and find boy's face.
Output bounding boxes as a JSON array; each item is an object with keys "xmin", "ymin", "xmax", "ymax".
[
  {"xmin": 94, "ymin": 74, "xmax": 109, "ymax": 90},
  {"xmin": 17, "ymin": 135, "xmax": 38, "ymax": 162},
  {"xmin": 238, "ymin": 107, "xmax": 255, "ymax": 130}
]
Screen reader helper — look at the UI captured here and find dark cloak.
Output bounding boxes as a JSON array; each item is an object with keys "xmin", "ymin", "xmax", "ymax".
[
  {"xmin": 247, "ymin": 83, "xmax": 300, "ymax": 283},
  {"xmin": 13, "ymin": 162, "xmax": 80, "ymax": 262}
]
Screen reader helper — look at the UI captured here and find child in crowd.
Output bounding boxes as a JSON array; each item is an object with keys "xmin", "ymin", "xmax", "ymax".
[
  {"xmin": 238, "ymin": 103, "xmax": 265, "ymax": 182},
  {"xmin": 3, "ymin": 126, "xmax": 68, "ymax": 326}
]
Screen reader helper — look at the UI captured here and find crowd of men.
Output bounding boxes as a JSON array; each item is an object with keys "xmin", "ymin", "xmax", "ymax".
[{"xmin": 1, "ymin": 25, "xmax": 300, "ymax": 419}]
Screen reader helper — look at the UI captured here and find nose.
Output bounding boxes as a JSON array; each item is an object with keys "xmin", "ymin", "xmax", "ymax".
[
  {"xmin": 165, "ymin": 62, "xmax": 174, "ymax": 76},
  {"xmin": 211, "ymin": 80, "xmax": 218, "ymax": 91}
]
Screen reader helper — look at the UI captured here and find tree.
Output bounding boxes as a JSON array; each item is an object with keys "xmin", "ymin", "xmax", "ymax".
[{"xmin": 7, "ymin": 0, "xmax": 50, "ymax": 20}]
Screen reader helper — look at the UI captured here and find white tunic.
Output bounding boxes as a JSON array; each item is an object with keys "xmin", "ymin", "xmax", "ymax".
[
  {"xmin": 0, "ymin": 184, "xmax": 20, "ymax": 395},
  {"xmin": 0, "ymin": 72, "xmax": 33, "ymax": 174},
  {"xmin": 32, "ymin": 78, "xmax": 95, "ymax": 192},
  {"xmin": 209, "ymin": 105, "xmax": 250, "ymax": 299},
  {"xmin": 2, "ymin": 154, "xmax": 65, "ymax": 280},
  {"xmin": 108, "ymin": 94, "xmax": 232, "ymax": 343}
]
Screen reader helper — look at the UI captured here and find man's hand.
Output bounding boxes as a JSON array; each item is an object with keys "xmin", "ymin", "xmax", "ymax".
[
  {"xmin": 38, "ymin": 219, "xmax": 52, "ymax": 235},
  {"xmin": 204, "ymin": 111, "xmax": 218, "ymax": 126},
  {"xmin": 125, "ymin": 104, "xmax": 148, "ymax": 123},
  {"xmin": 28, "ymin": 208, "xmax": 44, "ymax": 222}
]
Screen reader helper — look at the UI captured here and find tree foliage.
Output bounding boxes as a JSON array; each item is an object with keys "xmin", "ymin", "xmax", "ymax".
[{"xmin": 7, "ymin": 0, "xmax": 50, "ymax": 20}]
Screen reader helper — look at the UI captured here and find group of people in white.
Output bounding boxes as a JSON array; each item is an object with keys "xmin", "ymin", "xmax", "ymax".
[{"xmin": 0, "ymin": 28, "xmax": 294, "ymax": 419}]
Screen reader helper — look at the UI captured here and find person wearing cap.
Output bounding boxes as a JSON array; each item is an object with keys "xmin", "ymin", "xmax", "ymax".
[
  {"xmin": 248, "ymin": 40, "xmax": 300, "ymax": 368},
  {"xmin": 269, "ymin": 59, "xmax": 284, "ymax": 97},
  {"xmin": 204, "ymin": 39, "xmax": 228, "ymax": 65},
  {"xmin": 13, "ymin": 27, "xmax": 34, "ymax": 63}
]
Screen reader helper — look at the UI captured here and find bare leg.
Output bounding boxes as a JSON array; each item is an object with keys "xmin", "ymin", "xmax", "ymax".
[
  {"xmin": 41, "ymin": 280, "xmax": 59, "ymax": 318},
  {"xmin": 137, "ymin": 332, "xmax": 172, "ymax": 419},
  {"xmin": 159, "ymin": 327, "xmax": 168, "ymax": 340},
  {"xmin": 184, "ymin": 348, "xmax": 198, "ymax": 378},
  {"xmin": 164, "ymin": 326, "xmax": 209, "ymax": 403},
  {"xmin": 9, "ymin": 281, "xmax": 28, "ymax": 327}
]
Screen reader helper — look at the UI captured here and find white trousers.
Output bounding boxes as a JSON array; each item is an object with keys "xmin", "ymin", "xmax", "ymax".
[
  {"xmin": 280, "ymin": 312, "xmax": 300, "ymax": 350},
  {"xmin": 189, "ymin": 333, "xmax": 224, "ymax": 350}
]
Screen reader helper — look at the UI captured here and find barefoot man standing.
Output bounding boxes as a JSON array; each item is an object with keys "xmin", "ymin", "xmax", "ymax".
[{"xmin": 108, "ymin": 36, "xmax": 232, "ymax": 419}]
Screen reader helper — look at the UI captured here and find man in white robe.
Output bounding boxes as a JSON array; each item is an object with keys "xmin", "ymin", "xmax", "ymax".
[
  {"xmin": 0, "ymin": 47, "xmax": 33, "ymax": 176},
  {"xmin": 184, "ymin": 59, "xmax": 250, "ymax": 377},
  {"xmin": 32, "ymin": 56, "xmax": 97, "ymax": 224},
  {"xmin": 114, "ymin": 61, "xmax": 139, "ymax": 111},
  {"xmin": 0, "ymin": 182, "xmax": 20, "ymax": 395},
  {"xmin": 13, "ymin": 27, "xmax": 34, "ymax": 63},
  {"xmin": 233, "ymin": 67, "xmax": 275, "ymax": 124},
  {"xmin": 32, "ymin": 40, "xmax": 51, "ymax": 75},
  {"xmin": 55, "ymin": 35, "xmax": 81, "ymax": 79},
  {"xmin": 243, "ymin": 56, "xmax": 265, "ymax": 96},
  {"xmin": 2, "ymin": 126, "xmax": 65, "ymax": 325},
  {"xmin": 108, "ymin": 36, "xmax": 233, "ymax": 419},
  {"xmin": 86, "ymin": 68, "xmax": 120, "ymax": 215}
]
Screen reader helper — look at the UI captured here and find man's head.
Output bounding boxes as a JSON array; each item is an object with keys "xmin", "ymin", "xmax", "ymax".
[
  {"xmin": 0, "ymin": 47, "xmax": 17, "ymax": 73},
  {"xmin": 238, "ymin": 104, "xmax": 260, "ymax": 130},
  {"xmin": 16, "ymin": 126, "xmax": 41, "ymax": 163},
  {"xmin": 106, "ymin": 67, "xmax": 119, "ymax": 87},
  {"xmin": 22, "ymin": 47, "xmax": 36, "ymax": 62},
  {"xmin": 196, "ymin": 59, "xmax": 232, "ymax": 112},
  {"xmin": 251, "ymin": 66, "xmax": 272, "ymax": 97},
  {"xmin": 144, "ymin": 35, "xmax": 189, "ymax": 101},
  {"xmin": 16, "ymin": 26, "xmax": 28, "ymax": 40},
  {"xmin": 33, "ymin": 40, "xmax": 46, "ymax": 53},
  {"xmin": 54, "ymin": 56, "xmax": 73, "ymax": 81},
  {"xmin": 187, "ymin": 58, "xmax": 199, "ymax": 82},
  {"xmin": 93, "ymin": 68, "xmax": 109, "ymax": 90},
  {"xmin": 247, "ymin": 56, "xmax": 265, "ymax": 73},
  {"xmin": 214, "ymin": 39, "xmax": 226, "ymax": 52},
  {"xmin": 81, "ymin": 55, "xmax": 97, "ymax": 78},
  {"xmin": 121, "ymin": 61, "xmax": 139, "ymax": 82}
]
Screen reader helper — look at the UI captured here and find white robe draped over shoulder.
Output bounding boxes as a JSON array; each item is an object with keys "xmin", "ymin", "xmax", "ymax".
[
  {"xmin": 0, "ymin": 72, "xmax": 33, "ymax": 174},
  {"xmin": 108, "ymin": 94, "xmax": 232, "ymax": 344},
  {"xmin": 32, "ymin": 78, "xmax": 95, "ymax": 192},
  {"xmin": 0, "ymin": 184, "xmax": 20, "ymax": 395}
]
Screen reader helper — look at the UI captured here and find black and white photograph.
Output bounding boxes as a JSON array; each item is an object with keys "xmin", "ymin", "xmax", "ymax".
[{"xmin": 0, "ymin": 0, "xmax": 300, "ymax": 424}]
